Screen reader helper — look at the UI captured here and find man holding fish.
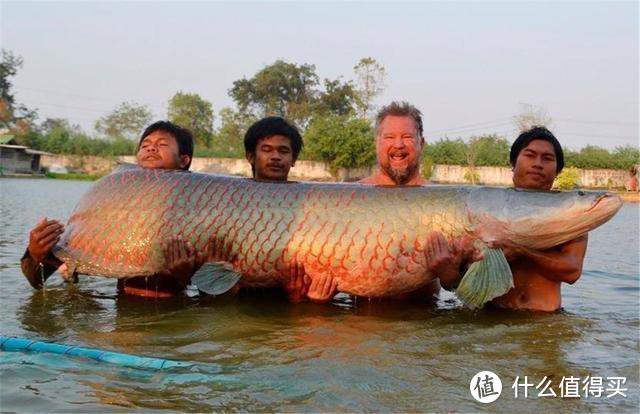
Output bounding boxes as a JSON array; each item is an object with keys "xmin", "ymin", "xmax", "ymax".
[
  {"xmin": 352, "ymin": 101, "xmax": 473, "ymax": 302},
  {"xmin": 240, "ymin": 116, "xmax": 338, "ymax": 303},
  {"xmin": 327, "ymin": 102, "xmax": 590, "ymax": 311},
  {"xmin": 20, "ymin": 109, "xmax": 601, "ymax": 312},
  {"xmin": 487, "ymin": 127, "xmax": 589, "ymax": 311},
  {"xmin": 21, "ymin": 116, "xmax": 332, "ymax": 302},
  {"xmin": 21, "ymin": 121, "xmax": 201, "ymax": 298}
]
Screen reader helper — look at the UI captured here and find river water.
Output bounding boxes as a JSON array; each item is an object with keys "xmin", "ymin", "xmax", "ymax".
[{"xmin": 0, "ymin": 178, "xmax": 638, "ymax": 413}]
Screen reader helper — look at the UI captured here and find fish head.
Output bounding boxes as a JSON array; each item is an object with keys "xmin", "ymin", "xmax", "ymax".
[{"xmin": 467, "ymin": 187, "xmax": 623, "ymax": 250}]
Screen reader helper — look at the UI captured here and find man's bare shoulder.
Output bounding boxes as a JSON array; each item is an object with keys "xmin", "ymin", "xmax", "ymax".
[{"xmin": 358, "ymin": 176, "xmax": 379, "ymax": 184}]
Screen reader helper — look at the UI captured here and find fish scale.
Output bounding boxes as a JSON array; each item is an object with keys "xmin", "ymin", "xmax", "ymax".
[{"xmin": 54, "ymin": 166, "xmax": 622, "ymax": 302}]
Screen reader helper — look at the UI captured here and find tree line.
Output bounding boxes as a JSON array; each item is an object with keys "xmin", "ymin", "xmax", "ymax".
[
  {"xmin": 423, "ymin": 136, "xmax": 640, "ymax": 171},
  {"xmin": 1, "ymin": 49, "xmax": 638, "ymax": 172}
]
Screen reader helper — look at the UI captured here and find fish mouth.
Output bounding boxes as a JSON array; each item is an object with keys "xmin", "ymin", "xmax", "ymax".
[{"xmin": 584, "ymin": 193, "xmax": 618, "ymax": 213}]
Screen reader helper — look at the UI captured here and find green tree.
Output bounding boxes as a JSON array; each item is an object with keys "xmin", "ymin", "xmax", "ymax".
[
  {"xmin": 229, "ymin": 60, "xmax": 319, "ymax": 126},
  {"xmin": 315, "ymin": 78, "xmax": 357, "ymax": 116},
  {"xmin": 95, "ymin": 101, "xmax": 152, "ymax": 140},
  {"xmin": 571, "ymin": 145, "xmax": 615, "ymax": 169},
  {"xmin": 353, "ymin": 57, "xmax": 386, "ymax": 119},
  {"xmin": 41, "ymin": 126, "xmax": 71, "ymax": 153},
  {"xmin": 611, "ymin": 146, "xmax": 640, "ymax": 169},
  {"xmin": 167, "ymin": 92, "xmax": 214, "ymax": 147},
  {"xmin": 425, "ymin": 138, "xmax": 467, "ymax": 165},
  {"xmin": 18, "ymin": 130, "xmax": 45, "ymax": 150},
  {"xmin": 0, "ymin": 49, "xmax": 37, "ymax": 132},
  {"xmin": 108, "ymin": 137, "xmax": 136, "ymax": 156},
  {"xmin": 40, "ymin": 118, "xmax": 82, "ymax": 135},
  {"xmin": 467, "ymin": 134, "xmax": 510, "ymax": 166},
  {"xmin": 304, "ymin": 114, "xmax": 376, "ymax": 174},
  {"xmin": 563, "ymin": 146, "xmax": 579, "ymax": 168},
  {"xmin": 315, "ymin": 78, "xmax": 358, "ymax": 115},
  {"xmin": 208, "ymin": 107, "xmax": 254, "ymax": 158},
  {"xmin": 21, "ymin": 119, "xmax": 139, "ymax": 156}
]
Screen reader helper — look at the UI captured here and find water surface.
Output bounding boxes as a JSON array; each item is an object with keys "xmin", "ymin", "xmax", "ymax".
[{"xmin": 0, "ymin": 178, "xmax": 638, "ymax": 412}]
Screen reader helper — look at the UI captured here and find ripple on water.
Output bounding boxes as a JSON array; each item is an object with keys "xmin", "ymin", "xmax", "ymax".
[{"xmin": 0, "ymin": 180, "xmax": 638, "ymax": 412}]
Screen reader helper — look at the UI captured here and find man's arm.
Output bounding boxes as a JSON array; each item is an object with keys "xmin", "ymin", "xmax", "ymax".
[
  {"xmin": 21, "ymin": 250, "xmax": 61, "ymax": 289},
  {"xmin": 119, "ymin": 238, "xmax": 202, "ymax": 297},
  {"xmin": 498, "ymin": 235, "xmax": 588, "ymax": 284},
  {"xmin": 159, "ymin": 237, "xmax": 203, "ymax": 288},
  {"xmin": 21, "ymin": 218, "xmax": 65, "ymax": 289}
]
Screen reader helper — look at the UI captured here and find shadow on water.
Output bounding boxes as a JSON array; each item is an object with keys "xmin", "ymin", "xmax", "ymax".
[
  {"xmin": 5, "ymin": 281, "xmax": 637, "ymax": 412},
  {"xmin": 17, "ymin": 286, "xmax": 111, "ymax": 339}
]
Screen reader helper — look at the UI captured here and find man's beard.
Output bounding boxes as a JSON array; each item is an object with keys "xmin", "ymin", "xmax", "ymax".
[{"xmin": 382, "ymin": 163, "xmax": 419, "ymax": 185}]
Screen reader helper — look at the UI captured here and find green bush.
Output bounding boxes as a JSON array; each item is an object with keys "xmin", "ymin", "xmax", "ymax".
[
  {"xmin": 304, "ymin": 114, "xmax": 376, "ymax": 175},
  {"xmin": 421, "ymin": 156, "xmax": 434, "ymax": 180},
  {"xmin": 425, "ymin": 138, "xmax": 467, "ymax": 165},
  {"xmin": 464, "ymin": 169, "xmax": 481, "ymax": 184},
  {"xmin": 553, "ymin": 166, "xmax": 579, "ymax": 190}
]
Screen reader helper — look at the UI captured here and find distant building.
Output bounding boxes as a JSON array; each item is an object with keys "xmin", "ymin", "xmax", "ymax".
[{"xmin": 0, "ymin": 135, "xmax": 50, "ymax": 175}]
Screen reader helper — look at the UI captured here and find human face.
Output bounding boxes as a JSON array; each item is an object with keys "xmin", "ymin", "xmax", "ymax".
[
  {"xmin": 376, "ymin": 115, "xmax": 424, "ymax": 184},
  {"xmin": 137, "ymin": 130, "xmax": 190, "ymax": 170},
  {"xmin": 246, "ymin": 135, "xmax": 294, "ymax": 181},
  {"xmin": 512, "ymin": 139, "xmax": 558, "ymax": 190}
]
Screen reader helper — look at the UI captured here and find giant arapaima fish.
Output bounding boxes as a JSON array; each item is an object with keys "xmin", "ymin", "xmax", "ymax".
[{"xmin": 53, "ymin": 165, "xmax": 622, "ymax": 308}]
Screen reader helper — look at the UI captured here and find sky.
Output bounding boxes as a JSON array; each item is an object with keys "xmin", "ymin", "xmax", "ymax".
[{"xmin": 2, "ymin": 1, "xmax": 638, "ymax": 150}]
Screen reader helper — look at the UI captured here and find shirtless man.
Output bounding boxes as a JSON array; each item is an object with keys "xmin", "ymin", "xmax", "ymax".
[
  {"xmin": 21, "ymin": 121, "xmax": 201, "ymax": 298},
  {"xmin": 490, "ymin": 126, "xmax": 587, "ymax": 311},
  {"xmin": 359, "ymin": 101, "xmax": 429, "ymax": 187},
  {"xmin": 244, "ymin": 116, "xmax": 302, "ymax": 181},
  {"xmin": 362, "ymin": 101, "xmax": 474, "ymax": 299},
  {"xmin": 241, "ymin": 116, "xmax": 335, "ymax": 303}
]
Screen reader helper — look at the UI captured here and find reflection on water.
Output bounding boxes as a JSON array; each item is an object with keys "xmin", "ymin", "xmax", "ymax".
[{"xmin": 0, "ymin": 178, "xmax": 638, "ymax": 412}]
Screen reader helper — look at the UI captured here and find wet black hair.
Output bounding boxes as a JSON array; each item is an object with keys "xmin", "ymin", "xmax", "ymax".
[
  {"xmin": 138, "ymin": 121, "xmax": 194, "ymax": 170},
  {"xmin": 243, "ymin": 116, "xmax": 303, "ymax": 161},
  {"xmin": 510, "ymin": 126, "xmax": 565, "ymax": 173}
]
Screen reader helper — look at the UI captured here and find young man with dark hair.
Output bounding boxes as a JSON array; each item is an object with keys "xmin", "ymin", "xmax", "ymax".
[
  {"xmin": 508, "ymin": 125, "xmax": 565, "ymax": 186},
  {"xmin": 244, "ymin": 116, "xmax": 303, "ymax": 181},
  {"xmin": 237, "ymin": 116, "xmax": 335, "ymax": 302},
  {"xmin": 137, "ymin": 120, "xmax": 194, "ymax": 170},
  {"xmin": 488, "ymin": 126, "xmax": 588, "ymax": 311},
  {"xmin": 21, "ymin": 121, "xmax": 200, "ymax": 298}
]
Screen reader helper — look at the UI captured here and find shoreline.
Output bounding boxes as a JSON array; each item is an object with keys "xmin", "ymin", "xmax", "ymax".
[
  {"xmin": 616, "ymin": 191, "xmax": 640, "ymax": 203},
  {"xmin": 3, "ymin": 173, "xmax": 639, "ymax": 203}
]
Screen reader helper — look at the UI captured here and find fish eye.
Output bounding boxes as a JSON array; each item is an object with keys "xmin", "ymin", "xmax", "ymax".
[{"xmin": 578, "ymin": 191, "xmax": 585, "ymax": 196}]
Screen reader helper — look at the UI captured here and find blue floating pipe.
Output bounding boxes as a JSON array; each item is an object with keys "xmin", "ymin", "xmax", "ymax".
[{"xmin": 0, "ymin": 336, "xmax": 194, "ymax": 370}]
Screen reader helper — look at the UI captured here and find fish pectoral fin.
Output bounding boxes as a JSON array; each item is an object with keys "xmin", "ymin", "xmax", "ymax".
[
  {"xmin": 60, "ymin": 263, "xmax": 79, "ymax": 283},
  {"xmin": 192, "ymin": 262, "xmax": 241, "ymax": 296},
  {"xmin": 455, "ymin": 247, "xmax": 514, "ymax": 310}
]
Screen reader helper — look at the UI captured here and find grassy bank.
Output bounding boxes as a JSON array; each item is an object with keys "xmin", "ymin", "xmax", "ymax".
[
  {"xmin": 615, "ymin": 191, "xmax": 640, "ymax": 203},
  {"xmin": 45, "ymin": 172, "xmax": 105, "ymax": 181}
]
